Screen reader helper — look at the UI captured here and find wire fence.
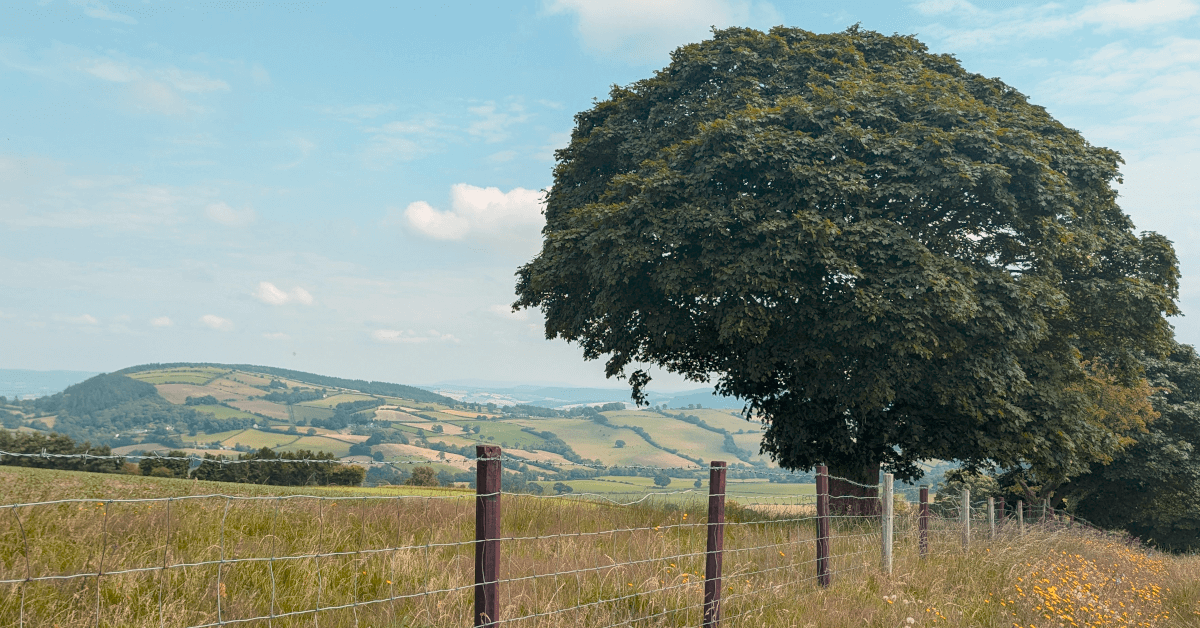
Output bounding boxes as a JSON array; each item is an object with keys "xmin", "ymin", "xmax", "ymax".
[{"xmin": 0, "ymin": 448, "xmax": 1138, "ymax": 628}]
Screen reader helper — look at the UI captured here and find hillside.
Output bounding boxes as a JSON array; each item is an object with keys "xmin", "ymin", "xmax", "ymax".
[{"xmin": 0, "ymin": 363, "xmax": 777, "ymax": 486}]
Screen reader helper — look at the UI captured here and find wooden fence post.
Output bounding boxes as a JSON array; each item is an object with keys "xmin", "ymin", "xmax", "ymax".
[
  {"xmin": 881, "ymin": 473, "xmax": 893, "ymax": 575},
  {"xmin": 961, "ymin": 489, "xmax": 970, "ymax": 551},
  {"xmin": 475, "ymin": 445, "xmax": 502, "ymax": 628},
  {"xmin": 988, "ymin": 497, "xmax": 995, "ymax": 540},
  {"xmin": 998, "ymin": 497, "xmax": 1007, "ymax": 528},
  {"xmin": 918, "ymin": 486, "xmax": 929, "ymax": 559},
  {"xmin": 704, "ymin": 461, "xmax": 727, "ymax": 628},
  {"xmin": 816, "ymin": 465, "xmax": 831, "ymax": 587},
  {"xmin": 1016, "ymin": 499, "xmax": 1024, "ymax": 536}
]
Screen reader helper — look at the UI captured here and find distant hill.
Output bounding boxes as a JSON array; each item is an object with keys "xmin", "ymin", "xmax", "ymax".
[
  {"xmin": 1, "ymin": 362, "xmax": 776, "ymax": 483},
  {"xmin": 425, "ymin": 383, "xmax": 747, "ymax": 410},
  {"xmin": 0, "ymin": 369, "xmax": 99, "ymax": 400}
]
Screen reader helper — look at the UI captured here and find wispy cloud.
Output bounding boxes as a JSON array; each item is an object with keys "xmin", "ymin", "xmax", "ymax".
[
  {"xmin": 204, "ymin": 202, "xmax": 256, "ymax": 227},
  {"xmin": 0, "ymin": 41, "xmax": 230, "ymax": 116},
  {"xmin": 545, "ymin": 0, "xmax": 781, "ymax": 63},
  {"xmin": 371, "ymin": 329, "xmax": 459, "ymax": 344},
  {"xmin": 467, "ymin": 101, "xmax": 530, "ymax": 143},
  {"xmin": 69, "ymin": 0, "xmax": 136, "ymax": 24},
  {"xmin": 55, "ymin": 313, "xmax": 99, "ymax": 325},
  {"xmin": 915, "ymin": 0, "xmax": 1200, "ymax": 49},
  {"xmin": 361, "ymin": 117, "xmax": 445, "ymax": 168},
  {"xmin": 253, "ymin": 282, "xmax": 315, "ymax": 306},
  {"xmin": 150, "ymin": 316, "xmax": 173, "ymax": 327},
  {"xmin": 200, "ymin": 314, "xmax": 233, "ymax": 331}
]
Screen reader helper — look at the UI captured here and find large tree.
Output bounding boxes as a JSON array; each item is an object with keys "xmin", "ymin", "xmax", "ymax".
[{"xmin": 514, "ymin": 27, "xmax": 1178, "ymax": 498}]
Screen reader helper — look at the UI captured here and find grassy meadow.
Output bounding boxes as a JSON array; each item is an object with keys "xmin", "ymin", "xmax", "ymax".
[{"xmin": 3, "ymin": 466, "xmax": 1198, "ymax": 628}]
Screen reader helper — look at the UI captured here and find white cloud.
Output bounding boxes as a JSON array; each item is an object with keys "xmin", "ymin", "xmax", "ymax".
[
  {"xmin": 253, "ymin": 281, "xmax": 315, "ymax": 306},
  {"xmin": 263, "ymin": 332, "xmax": 291, "ymax": 340},
  {"xmin": 545, "ymin": 0, "xmax": 781, "ymax": 63},
  {"xmin": 205, "ymin": 202, "xmax": 256, "ymax": 227},
  {"xmin": 69, "ymin": 0, "xmax": 136, "ymax": 24},
  {"xmin": 467, "ymin": 101, "xmax": 530, "ymax": 143},
  {"xmin": 200, "ymin": 314, "xmax": 233, "ymax": 331},
  {"xmin": 150, "ymin": 316, "xmax": 173, "ymax": 327},
  {"xmin": 402, "ymin": 184, "xmax": 544, "ymax": 244},
  {"xmin": 56, "ymin": 313, "xmax": 99, "ymax": 325},
  {"xmin": 917, "ymin": 0, "xmax": 1200, "ymax": 49},
  {"xmin": 487, "ymin": 304, "xmax": 529, "ymax": 321},
  {"xmin": 361, "ymin": 117, "xmax": 444, "ymax": 167},
  {"xmin": 1077, "ymin": 0, "xmax": 1199, "ymax": 30},
  {"xmin": 372, "ymin": 329, "xmax": 459, "ymax": 344}
]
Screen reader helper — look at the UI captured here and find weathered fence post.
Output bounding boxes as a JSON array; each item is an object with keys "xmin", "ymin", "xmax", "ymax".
[
  {"xmin": 475, "ymin": 445, "xmax": 502, "ymax": 628},
  {"xmin": 881, "ymin": 473, "xmax": 893, "ymax": 575},
  {"xmin": 1016, "ymin": 499, "xmax": 1024, "ymax": 535},
  {"xmin": 961, "ymin": 489, "xmax": 970, "ymax": 551},
  {"xmin": 918, "ymin": 486, "xmax": 929, "ymax": 558},
  {"xmin": 816, "ymin": 465, "xmax": 831, "ymax": 587},
  {"xmin": 987, "ymin": 497, "xmax": 995, "ymax": 540},
  {"xmin": 998, "ymin": 497, "xmax": 1007, "ymax": 528},
  {"xmin": 704, "ymin": 461, "xmax": 727, "ymax": 628}
]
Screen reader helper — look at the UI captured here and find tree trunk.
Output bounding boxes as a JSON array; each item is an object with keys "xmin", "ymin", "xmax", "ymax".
[{"xmin": 828, "ymin": 461, "xmax": 881, "ymax": 517}]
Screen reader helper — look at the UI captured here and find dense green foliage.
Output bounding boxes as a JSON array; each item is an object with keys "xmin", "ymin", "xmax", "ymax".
[
  {"xmin": 515, "ymin": 26, "xmax": 1179, "ymax": 490},
  {"xmin": 192, "ymin": 447, "xmax": 365, "ymax": 486},
  {"xmin": 0, "ymin": 431, "xmax": 122, "ymax": 473},
  {"xmin": 1064, "ymin": 344, "xmax": 1200, "ymax": 551}
]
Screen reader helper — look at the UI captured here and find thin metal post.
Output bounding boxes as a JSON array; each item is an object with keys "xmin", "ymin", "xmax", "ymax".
[
  {"xmin": 815, "ymin": 465, "xmax": 831, "ymax": 587},
  {"xmin": 1017, "ymin": 499, "xmax": 1024, "ymax": 535},
  {"xmin": 918, "ymin": 486, "xmax": 929, "ymax": 558},
  {"xmin": 988, "ymin": 497, "xmax": 995, "ymax": 540},
  {"xmin": 475, "ymin": 445, "xmax": 502, "ymax": 628},
  {"xmin": 703, "ymin": 461, "xmax": 727, "ymax": 628},
  {"xmin": 881, "ymin": 473, "xmax": 893, "ymax": 575},
  {"xmin": 960, "ymin": 489, "xmax": 970, "ymax": 551}
]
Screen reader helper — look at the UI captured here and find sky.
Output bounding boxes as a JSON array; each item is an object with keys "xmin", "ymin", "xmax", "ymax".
[{"xmin": 1, "ymin": 0, "xmax": 1198, "ymax": 392}]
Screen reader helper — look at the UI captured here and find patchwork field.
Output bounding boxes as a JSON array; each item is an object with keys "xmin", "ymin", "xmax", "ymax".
[
  {"xmin": 229, "ymin": 399, "xmax": 291, "ymax": 421},
  {"xmin": 519, "ymin": 418, "xmax": 694, "ymax": 468},
  {"xmin": 155, "ymin": 383, "xmax": 245, "ymax": 404},
  {"xmin": 602, "ymin": 411, "xmax": 730, "ymax": 462},
  {"xmin": 191, "ymin": 404, "xmax": 260, "ymax": 421}
]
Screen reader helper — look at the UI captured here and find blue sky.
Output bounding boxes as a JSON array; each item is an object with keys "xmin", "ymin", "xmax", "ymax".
[{"xmin": 2, "ymin": 0, "xmax": 1198, "ymax": 391}]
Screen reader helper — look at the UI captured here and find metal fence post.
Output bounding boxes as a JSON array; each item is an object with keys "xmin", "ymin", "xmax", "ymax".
[
  {"xmin": 918, "ymin": 486, "xmax": 929, "ymax": 558},
  {"xmin": 881, "ymin": 473, "xmax": 893, "ymax": 575},
  {"xmin": 703, "ymin": 461, "xmax": 727, "ymax": 628},
  {"xmin": 1017, "ymin": 499, "xmax": 1024, "ymax": 535},
  {"xmin": 961, "ymin": 489, "xmax": 970, "ymax": 551},
  {"xmin": 816, "ymin": 465, "xmax": 831, "ymax": 587},
  {"xmin": 987, "ymin": 497, "xmax": 995, "ymax": 540},
  {"xmin": 475, "ymin": 445, "xmax": 502, "ymax": 628}
]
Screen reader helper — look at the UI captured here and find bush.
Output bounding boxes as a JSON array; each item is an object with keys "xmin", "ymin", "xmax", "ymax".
[
  {"xmin": 614, "ymin": 440, "xmax": 625, "ymax": 448},
  {"xmin": 653, "ymin": 473, "xmax": 672, "ymax": 487},
  {"xmin": 406, "ymin": 466, "xmax": 439, "ymax": 487},
  {"xmin": 553, "ymin": 482, "xmax": 573, "ymax": 494}
]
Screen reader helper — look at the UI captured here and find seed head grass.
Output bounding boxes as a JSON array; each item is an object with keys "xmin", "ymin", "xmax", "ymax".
[{"xmin": 1, "ymin": 466, "xmax": 1197, "ymax": 627}]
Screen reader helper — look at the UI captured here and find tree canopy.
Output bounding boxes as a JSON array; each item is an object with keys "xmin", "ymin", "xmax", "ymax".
[{"xmin": 515, "ymin": 26, "xmax": 1179, "ymax": 486}]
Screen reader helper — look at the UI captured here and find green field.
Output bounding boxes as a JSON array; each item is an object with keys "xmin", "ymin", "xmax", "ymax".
[
  {"xmin": 521, "ymin": 418, "xmax": 693, "ymax": 468},
  {"xmin": 603, "ymin": 411, "xmax": 729, "ymax": 461},
  {"xmin": 128, "ymin": 367, "xmax": 228, "ymax": 385},
  {"xmin": 290, "ymin": 404, "xmax": 334, "ymax": 424},
  {"xmin": 277, "ymin": 435, "xmax": 352, "ymax": 457},
  {"xmin": 191, "ymin": 404, "xmax": 261, "ymax": 421},
  {"xmin": 219, "ymin": 429, "xmax": 300, "ymax": 449},
  {"xmin": 298, "ymin": 393, "xmax": 378, "ymax": 408}
]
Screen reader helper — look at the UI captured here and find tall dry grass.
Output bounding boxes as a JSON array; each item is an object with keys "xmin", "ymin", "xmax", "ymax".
[{"xmin": 2, "ymin": 466, "xmax": 1198, "ymax": 627}]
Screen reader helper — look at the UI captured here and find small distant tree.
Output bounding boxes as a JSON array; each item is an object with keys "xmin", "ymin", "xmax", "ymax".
[
  {"xmin": 553, "ymin": 482, "xmax": 573, "ymax": 494},
  {"xmin": 694, "ymin": 478, "xmax": 703, "ymax": 488},
  {"xmin": 527, "ymin": 482, "xmax": 545, "ymax": 495},
  {"xmin": 306, "ymin": 428, "xmax": 317, "ymax": 436},
  {"xmin": 614, "ymin": 440, "xmax": 626, "ymax": 449},
  {"xmin": 653, "ymin": 473, "xmax": 672, "ymax": 488},
  {"xmin": 432, "ymin": 424, "xmax": 444, "ymax": 433},
  {"xmin": 371, "ymin": 451, "xmax": 384, "ymax": 462},
  {"xmin": 406, "ymin": 466, "xmax": 439, "ymax": 487}
]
